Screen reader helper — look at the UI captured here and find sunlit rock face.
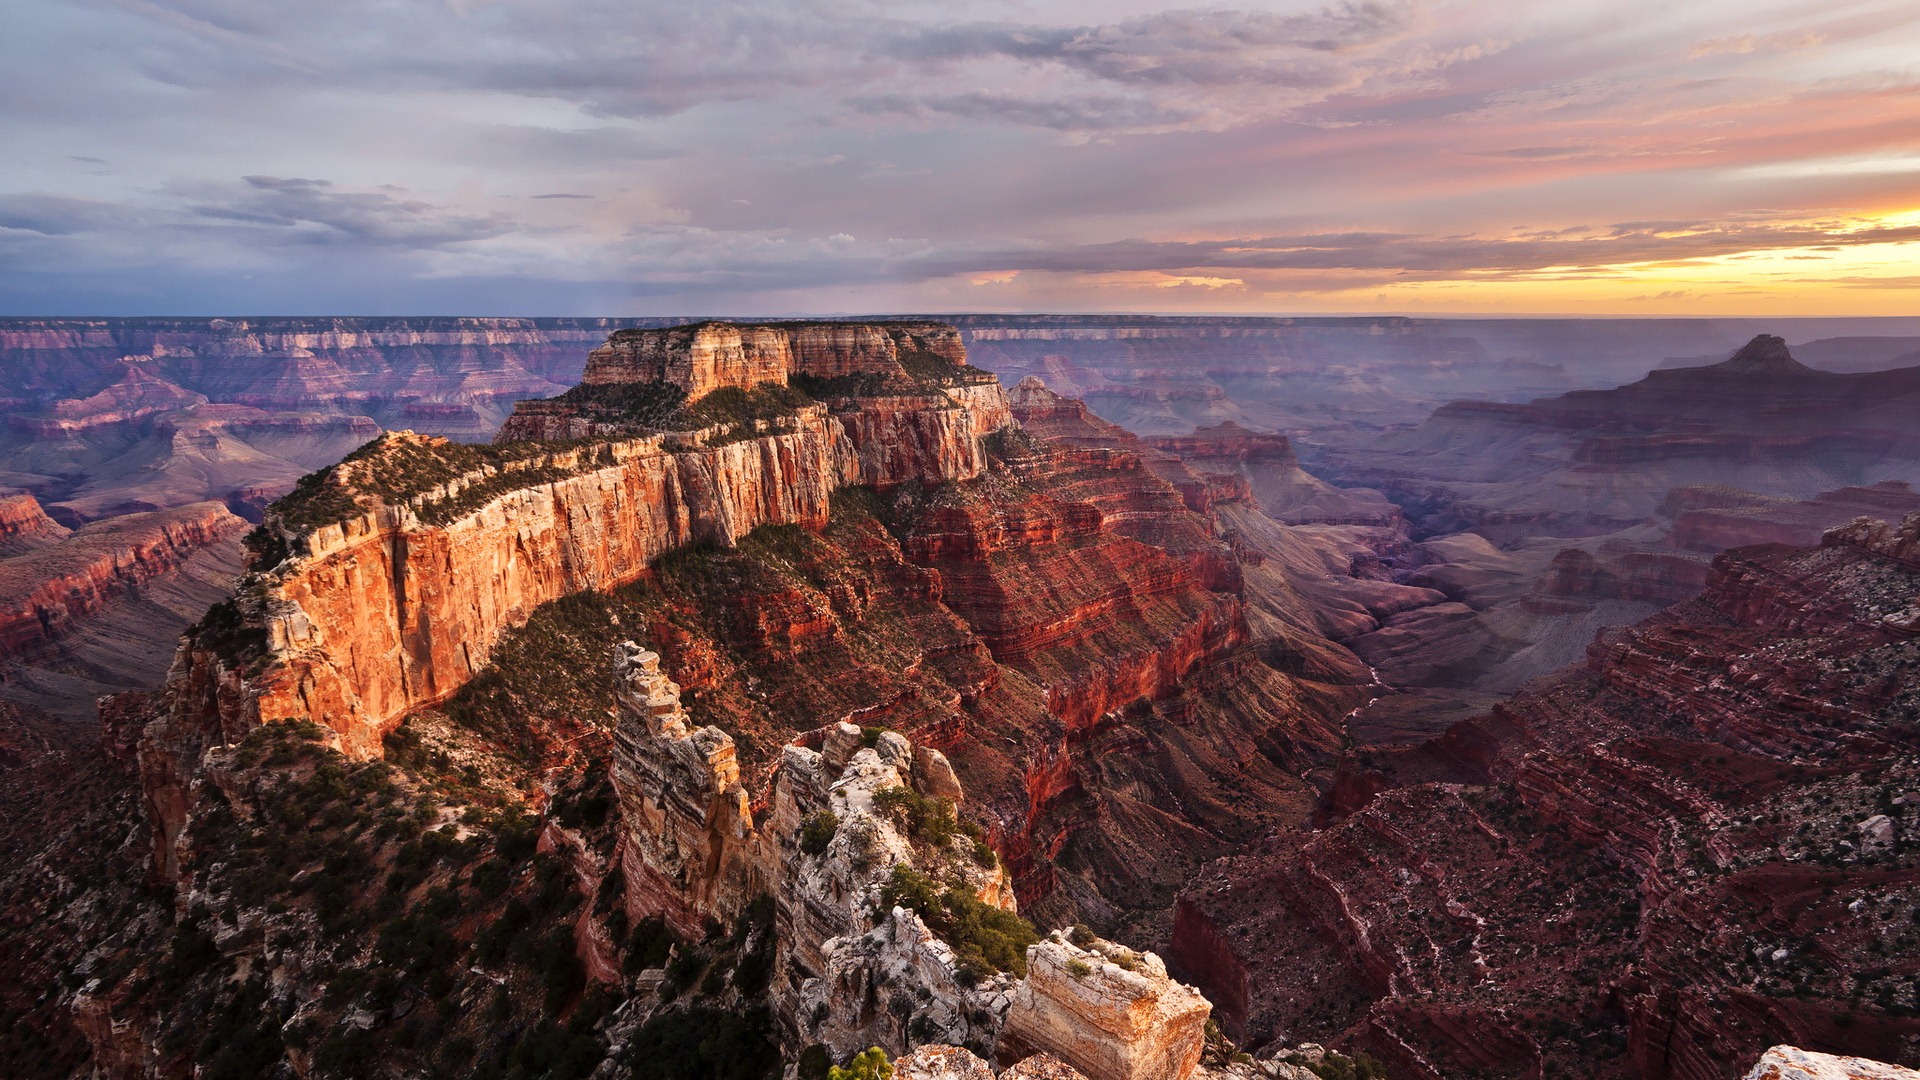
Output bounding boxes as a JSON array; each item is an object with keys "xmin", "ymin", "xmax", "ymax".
[
  {"xmin": 1742, "ymin": 1046, "xmax": 1920, "ymax": 1080},
  {"xmin": 1001, "ymin": 931, "xmax": 1210, "ymax": 1080},
  {"xmin": 150, "ymin": 321, "xmax": 1009, "ymax": 763},
  {"xmin": 578, "ymin": 321, "xmax": 969, "ymax": 399}
]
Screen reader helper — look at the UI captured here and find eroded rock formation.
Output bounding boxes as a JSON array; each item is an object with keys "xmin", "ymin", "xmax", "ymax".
[
  {"xmin": 1743, "ymin": 1046, "xmax": 1920, "ymax": 1080},
  {"xmin": 578, "ymin": 321, "xmax": 967, "ymax": 399},
  {"xmin": 1001, "ymin": 931, "xmax": 1210, "ymax": 1080},
  {"xmin": 0, "ymin": 502, "xmax": 244, "ymax": 661},
  {"xmin": 1172, "ymin": 515, "xmax": 1920, "ymax": 1078}
]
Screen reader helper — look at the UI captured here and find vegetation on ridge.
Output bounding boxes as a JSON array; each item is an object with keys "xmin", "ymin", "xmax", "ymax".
[
  {"xmin": 878, "ymin": 864, "xmax": 1037, "ymax": 981},
  {"xmin": 266, "ymin": 433, "xmax": 594, "ymax": 536}
]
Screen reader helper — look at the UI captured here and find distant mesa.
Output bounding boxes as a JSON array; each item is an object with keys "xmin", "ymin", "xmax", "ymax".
[
  {"xmin": 579, "ymin": 319, "xmax": 972, "ymax": 399},
  {"xmin": 1697, "ymin": 333, "xmax": 1818, "ymax": 376}
]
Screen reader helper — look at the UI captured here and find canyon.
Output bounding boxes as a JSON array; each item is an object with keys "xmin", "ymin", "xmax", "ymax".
[
  {"xmin": 1168, "ymin": 513, "xmax": 1920, "ymax": 1078},
  {"xmin": 1, "ymin": 317, "xmax": 1916, "ymax": 1080}
]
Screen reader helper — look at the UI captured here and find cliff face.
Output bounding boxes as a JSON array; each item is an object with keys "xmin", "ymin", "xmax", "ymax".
[
  {"xmin": 132, "ymin": 325, "xmax": 1013, "ymax": 895},
  {"xmin": 0, "ymin": 502, "xmax": 245, "ymax": 661},
  {"xmin": 1171, "ymin": 514, "xmax": 1920, "ymax": 1079},
  {"xmin": 208, "ymin": 401, "xmax": 999, "ymax": 761},
  {"xmin": 608, "ymin": 642, "xmax": 767, "ymax": 939},
  {"xmin": 609, "ymin": 644, "xmax": 1022, "ymax": 1063},
  {"xmin": 580, "ymin": 321, "xmax": 967, "ymax": 398},
  {"xmin": 0, "ymin": 494, "xmax": 68, "ymax": 556},
  {"xmin": 1001, "ymin": 932, "xmax": 1210, "ymax": 1080}
]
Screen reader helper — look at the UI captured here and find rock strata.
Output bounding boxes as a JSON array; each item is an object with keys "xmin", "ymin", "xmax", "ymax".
[
  {"xmin": 1173, "ymin": 518, "xmax": 1920, "ymax": 1078},
  {"xmin": 579, "ymin": 321, "xmax": 968, "ymax": 398},
  {"xmin": 1002, "ymin": 931, "xmax": 1210, "ymax": 1080},
  {"xmin": 0, "ymin": 501, "xmax": 245, "ymax": 660}
]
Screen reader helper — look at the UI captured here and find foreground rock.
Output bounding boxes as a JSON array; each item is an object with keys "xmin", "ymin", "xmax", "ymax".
[
  {"xmin": 610, "ymin": 641, "xmax": 1211, "ymax": 1077},
  {"xmin": 1744, "ymin": 1046, "xmax": 1920, "ymax": 1080},
  {"xmin": 1002, "ymin": 931, "xmax": 1209, "ymax": 1080}
]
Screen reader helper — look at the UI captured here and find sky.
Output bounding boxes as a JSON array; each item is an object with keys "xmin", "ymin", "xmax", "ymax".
[{"xmin": 3, "ymin": 0, "xmax": 1920, "ymax": 316}]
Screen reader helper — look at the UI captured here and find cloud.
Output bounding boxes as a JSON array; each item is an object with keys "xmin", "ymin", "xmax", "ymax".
[
  {"xmin": 897, "ymin": 3, "xmax": 1421, "ymax": 88},
  {"xmin": 0, "ymin": 194, "xmax": 142, "ymax": 236},
  {"xmin": 7, "ymin": 0, "xmax": 1920, "ymax": 314},
  {"xmin": 1688, "ymin": 31, "xmax": 1826, "ymax": 59},
  {"xmin": 188, "ymin": 176, "xmax": 519, "ymax": 247},
  {"xmin": 851, "ymin": 91, "xmax": 1206, "ymax": 132}
]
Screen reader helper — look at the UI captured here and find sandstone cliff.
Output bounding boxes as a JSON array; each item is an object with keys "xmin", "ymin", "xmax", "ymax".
[
  {"xmin": 0, "ymin": 493, "xmax": 68, "ymax": 556},
  {"xmin": 176, "ymin": 371, "xmax": 1006, "ymax": 762},
  {"xmin": 1001, "ymin": 931, "xmax": 1210, "ymax": 1080},
  {"xmin": 0, "ymin": 502, "xmax": 245, "ymax": 661},
  {"xmin": 579, "ymin": 321, "xmax": 968, "ymax": 399}
]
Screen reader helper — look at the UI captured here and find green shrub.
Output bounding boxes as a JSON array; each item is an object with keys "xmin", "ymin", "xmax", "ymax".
[
  {"xmin": 800, "ymin": 811, "xmax": 840, "ymax": 856},
  {"xmin": 548, "ymin": 379, "xmax": 688, "ymax": 427},
  {"xmin": 626, "ymin": 1005, "xmax": 780, "ymax": 1080},
  {"xmin": 878, "ymin": 865, "xmax": 1037, "ymax": 977},
  {"xmin": 830, "ymin": 1047, "xmax": 893, "ymax": 1080},
  {"xmin": 681, "ymin": 384, "xmax": 811, "ymax": 432},
  {"xmin": 872, "ymin": 786, "xmax": 985, "ymax": 853},
  {"xmin": 1304, "ymin": 1050, "xmax": 1391, "ymax": 1080}
]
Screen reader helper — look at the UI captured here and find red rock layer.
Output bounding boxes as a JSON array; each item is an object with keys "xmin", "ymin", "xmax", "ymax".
[
  {"xmin": 7, "ymin": 364, "xmax": 208, "ymax": 437},
  {"xmin": 1006, "ymin": 378, "xmax": 1240, "ymax": 590},
  {"xmin": 579, "ymin": 321, "xmax": 969, "ymax": 397},
  {"xmin": 251, "ymin": 409, "xmax": 984, "ymax": 758},
  {"xmin": 1172, "ymin": 517, "xmax": 1920, "ymax": 1078},
  {"xmin": 0, "ymin": 494, "xmax": 68, "ymax": 556},
  {"xmin": 0, "ymin": 502, "xmax": 245, "ymax": 660},
  {"xmin": 901, "ymin": 467, "xmax": 1245, "ymax": 732}
]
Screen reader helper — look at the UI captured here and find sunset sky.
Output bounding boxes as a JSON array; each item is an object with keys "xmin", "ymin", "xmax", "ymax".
[{"xmin": 4, "ymin": 0, "xmax": 1920, "ymax": 315}]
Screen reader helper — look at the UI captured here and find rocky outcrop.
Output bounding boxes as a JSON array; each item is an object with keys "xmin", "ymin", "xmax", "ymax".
[
  {"xmin": 1743, "ymin": 1046, "xmax": 1920, "ymax": 1080},
  {"xmin": 610, "ymin": 642, "xmax": 765, "ymax": 938},
  {"xmin": 775, "ymin": 736, "xmax": 1018, "ymax": 1060},
  {"xmin": 163, "ymin": 364, "xmax": 1004, "ymax": 761},
  {"xmin": 0, "ymin": 502, "xmax": 245, "ymax": 660},
  {"xmin": 0, "ymin": 493, "xmax": 68, "ymax": 556},
  {"xmin": 1825, "ymin": 511, "xmax": 1920, "ymax": 570},
  {"xmin": 579, "ymin": 321, "xmax": 968, "ymax": 398},
  {"xmin": 609, "ymin": 640, "xmax": 1022, "ymax": 1060},
  {"xmin": 1001, "ymin": 931, "xmax": 1210, "ymax": 1080}
]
